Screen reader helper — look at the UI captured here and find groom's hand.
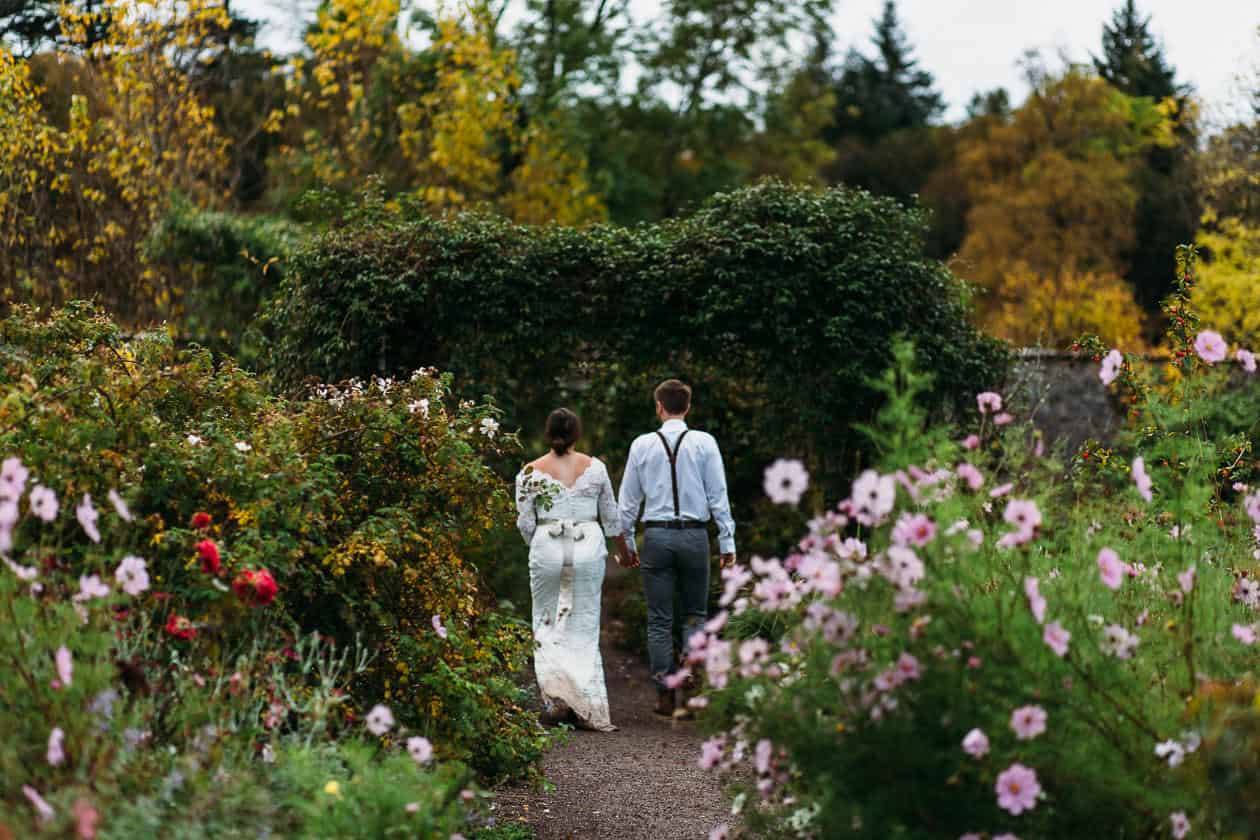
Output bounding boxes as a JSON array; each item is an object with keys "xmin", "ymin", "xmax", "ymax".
[{"xmin": 719, "ymin": 553, "xmax": 735, "ymax": 569}]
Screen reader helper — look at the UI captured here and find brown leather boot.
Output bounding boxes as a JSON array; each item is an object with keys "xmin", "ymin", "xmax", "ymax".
[{"xmin": 654, "ymin": 687, "xmax": 676, "ymax": 717}]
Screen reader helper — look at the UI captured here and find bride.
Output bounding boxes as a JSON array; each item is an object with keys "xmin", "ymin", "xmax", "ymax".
[{"xmin": 515, "ymin": 408, "xmax": 634, "ymax": 731}]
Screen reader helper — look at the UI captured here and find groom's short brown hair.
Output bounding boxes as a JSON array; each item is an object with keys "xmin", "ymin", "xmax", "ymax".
[{"xmin": 654, "ymin": 379, "xmax": 692, "ymax": 415}]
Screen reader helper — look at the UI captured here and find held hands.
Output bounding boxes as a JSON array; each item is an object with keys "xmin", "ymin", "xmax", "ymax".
[{"xmin": 719, "ymin": 552, "xmax": 736, "ymax": 569}]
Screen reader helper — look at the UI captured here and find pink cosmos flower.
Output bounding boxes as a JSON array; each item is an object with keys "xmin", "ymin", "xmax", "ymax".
[
  {"xmin": 28, "ymin": 485, "xmax": 59, "ymax": 522},
  {"xmin": 1170, "ymin": 811, "xmax": 1190, "ymax": 839},
  {"xmin": 1132, "ymin": 457, "xmax": 1153, "ymax": 502},
  {"xmin": 754, "ymin": 739, "xmax": 774, "ymax": 775},
  {"xmin": 1097, "ymin": 548, "xmax": 1126, "ymax": 590},
  {"xmin": 989, "ymin": 482, "xmax": 1014, "ymax": 499},
  {"xmin": 47, "ymin": 727, "xmax": 65, "ymax": 766},
  {"xmin": 407, "ymin": 736, "xmax": 433, "ymax": 764},
  {"xmin": 1177, "ymin": 566, "xmax": 1196, "ymax": 594},
  {"xmin": 763, "ymin": 459, "xmax": 809, "ymax": 505},
  {"xmin": 976, "ymin": 392, "xmax": 1003, "ymax": 415},
  {"xmin": 74, "ymin": 574, "xmax": 110, "ymax": 602},
  {"xmin": 1155, "ymin": 739, "xmax": 1186, "ymax": 767},
  {"xmin": 994, "ymin": 835, "xmax": 1022, "ymax": 840},
  {"xmin": 892, "ymin": 513, "xmax": 937, "ymax": 547},
  {"xmin": 882, "ymin": 546, "xmax": 924, "ymax": 588},
  {"xmin": 664, "ymin": 668, "xmax": 692, "ymax": 689},
  {"xmin": 960, "ymin": 835, "xmax": 983, "ymax": 840},
  {"xmin": 1237, "ymin": 349, "xmax": 1257, "ymax": 373},
  {"xmin": 698, "ymin": 735, "xmax": 725, "ymax": 769},
  {"xmin": 76, "ymin": 494, "xmax": 101, "ymax": 543},
  {"xmin": 114, "ymin": 555, "xmax": 150, "ymax": 596},
  {"xmin": 431, "ymin": 615, "xmax": 447, "ymax": 639},
  {"xmin": 22, "ymin": 785, "xmax": 54, "ymax": 822},
  {"xmin": 993, "ymin": 412, "xmax": 1013, "ymax": 426},
  {"xmin": 851, "ymin": 470, "xmax": 896, "ymax": 524},
  {"xmin": 73, "ymin": 798, "xmax": 99, "ymax": 839},
  {"xmin": 1195, "ymin": 330, "xmax": 1228, "ymax": 364},
  {"xmin": 956, "ymin": 463, "xmax": 983, "ymax": 491},
  {"xmin": 1099, "ymin": 349, "xmax": 1123, "ymax": 385},
  {"xmin": 895, "ymin": 652, "xmax": 921, "ymax": 682},
  {"xmin": 1231, "ymin": 624, "xmax": 1256, "ymax": 645},
  {"xmin": 1101, "ymin": 624, "xmax": 1139, "ymax": 659},
  {"xmin": 55, "ymin": 645, "xmax": 73, "ymax": 687},
  {"xmin": 995, "ymin": 762, "xmax": 1041, "ymax": 815},
  {"xmin": 1004, "ymin": 499, "xmax": 1042, "ymax": 532},
  {"xmin": 1247, "ymin": 492, "xmax": 1260, "ymax": 525},
  {"xmin": 709, "ymin": 825, "xmax": 731, "ymax": 840},
  {"xmin": 1043, "ymin": 621, "xmax": 1071, "ymax": 657},
  {"xmin": 1010, "ymin": 705, "xmax": 1047, "ymax": 740},
  {"xmin": 962, "ymin": 434, "xmax": 980, "ymax": 450},
  {"xmin": 0, "ymin": 457, "xmax": 29, "ymax": 501},
  {"xmin": 962, "ymin": 728, "xmax": 989, "ymax": 757},
  {"xmin": 1024, "ymin": 577, "xmax": 1046, "ymax": 624},
  {"xmin": 107, "ymin": 489, "xmax": 132, "ymax": 522},
  {"xmin": 365, "ymin": 704, "xmax": 394, "ymax": 736}
]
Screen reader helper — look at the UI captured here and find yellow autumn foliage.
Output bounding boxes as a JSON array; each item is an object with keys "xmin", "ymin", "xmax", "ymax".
[
  {"xmin": 0, "ymin": 0, "xmax": 230, "ymax": 314},
  {"xmin": 1194, "ymin": 213, "xmax": 1260, "ymax": 346},
  {"xmin": 955, "ymin": 67, "xmax": 1173, "ymax": 347},
  {"xmin": 980, "ymin": 264, "xmax": 1145, "ymax": 349},
  {"xmin": 273, "ymin": 0, "xmax": 604, "ymax": 224}
]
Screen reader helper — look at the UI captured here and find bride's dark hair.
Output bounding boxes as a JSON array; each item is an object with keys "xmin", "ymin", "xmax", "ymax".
[{"xmin": 545, "ymin": 408, "xmax": 581, "ymax": 455}]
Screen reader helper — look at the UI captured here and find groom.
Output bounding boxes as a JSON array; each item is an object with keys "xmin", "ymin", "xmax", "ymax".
[{"xmin": 619, "ymin": 379, "xmax": 736, "ymax": 717}]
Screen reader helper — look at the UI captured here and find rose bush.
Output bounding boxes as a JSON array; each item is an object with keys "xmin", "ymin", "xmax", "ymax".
[{"xmin": 690, "ymin": 252, "xmax": 1260, "ymax": 838}]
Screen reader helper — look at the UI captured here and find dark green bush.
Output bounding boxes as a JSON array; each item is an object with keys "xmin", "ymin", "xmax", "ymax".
[
  {"xmin": 145, "ymin": 201, "xmax": 307, "ymax": 364},
  {"xmin": 263, "ymin": 180, "xmax": 1009, "ymax": 553}
]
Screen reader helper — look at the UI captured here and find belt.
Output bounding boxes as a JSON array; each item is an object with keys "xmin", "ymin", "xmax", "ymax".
[
  {"xmin": 538, "ymin": 518, "xmax": 597, "ymax": 539},
  {"xmin": 643, "ymin": 520, "xmax": 708, "ymax": 530}
]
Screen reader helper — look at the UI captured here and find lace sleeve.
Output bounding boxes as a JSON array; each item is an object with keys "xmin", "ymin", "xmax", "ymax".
[
  {"xmin": 515, "ymin": 469, "xmax": 537, "ymax": 546},
  {"xmin": 595, "ymin": 461, "xmax": 622, "ymax": 540}
]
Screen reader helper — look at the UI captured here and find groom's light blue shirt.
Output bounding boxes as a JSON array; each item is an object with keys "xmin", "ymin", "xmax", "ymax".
[{"xmin": 618, "ymin": 418, "xmax": 736, "ymax": 555}]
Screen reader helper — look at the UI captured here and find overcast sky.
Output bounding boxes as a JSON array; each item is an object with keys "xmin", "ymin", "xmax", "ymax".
[{"xmin": 238, "ymin": 0, "xmax": 1258, "ymax": 124}]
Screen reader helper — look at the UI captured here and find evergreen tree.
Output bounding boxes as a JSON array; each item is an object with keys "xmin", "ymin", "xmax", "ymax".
[
  {"xmin": 826, "ymin": 0, "xmax": 943, "ymax": 143},
  {"xmin": 1094, "ymin": 0, "xmax": 1200, "ymax": 319},
  {"xmin": 1093, "ymin": 0, "xmax": 1182, "ymax": 100}
]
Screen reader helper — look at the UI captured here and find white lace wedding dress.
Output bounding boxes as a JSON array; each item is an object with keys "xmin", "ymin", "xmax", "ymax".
[{"xmin": 515, "ymin": 458, "xmax": 620, "ymax": 732}]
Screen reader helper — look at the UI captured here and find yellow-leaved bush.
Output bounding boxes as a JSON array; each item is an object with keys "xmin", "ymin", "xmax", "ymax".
[
  {"xmin": 270, "ymin": 0, "xmax": 604, "ymax": 223},
  {"xmin": 0, "ymin": 0, "xmax": 230, "ymax": 315},
  {"xmin": 1194, "ymin": 215, "xmax": 1260, "ymax": 347}
]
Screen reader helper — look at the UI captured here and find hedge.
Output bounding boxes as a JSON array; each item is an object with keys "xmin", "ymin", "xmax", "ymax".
[{"xmin": 262, "ymin": 181, "xmax": 1009, "ymax": 545}]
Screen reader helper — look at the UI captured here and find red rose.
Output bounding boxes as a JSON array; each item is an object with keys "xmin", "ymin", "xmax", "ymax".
[
  {"xmin": 233, "ymin": 568, "xmax": 278, "ymax": 607},
  {"xmin": 196, "ymin": 539, "xmax": 220, "ymax": 575},
  {"xmin": 191, "ymin": 512, "xmax": 212, "ymax": 530},
  {"xmin": 164, "ymin": 613, "xmax": 197, "ymax": 640}
]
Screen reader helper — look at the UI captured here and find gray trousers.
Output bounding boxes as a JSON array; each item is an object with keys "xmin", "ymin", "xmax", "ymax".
[{"xmin": 640, "ymin": 528, "xmax": 710, "ymax": 687}]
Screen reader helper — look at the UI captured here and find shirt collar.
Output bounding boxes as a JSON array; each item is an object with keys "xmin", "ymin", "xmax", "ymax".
[{"xmin": 660, "ymin": 418, "xmax": 688, "ymax": 432}]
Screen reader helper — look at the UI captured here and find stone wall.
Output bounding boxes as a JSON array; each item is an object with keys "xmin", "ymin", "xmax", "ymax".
[{"xmin": 1007, "ymin": 350, "xmax": 1129, "ymax": 452}]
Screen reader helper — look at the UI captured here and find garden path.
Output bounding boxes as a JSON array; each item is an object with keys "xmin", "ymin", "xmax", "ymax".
[{"xmin": 492, "ymin": 558, "xmax": 730, "ymax": 840}]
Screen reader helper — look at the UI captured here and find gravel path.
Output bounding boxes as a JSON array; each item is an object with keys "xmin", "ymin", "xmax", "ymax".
[{"xmin": 492, "ymin": 558, "xmax": 731, "ymax": 840}]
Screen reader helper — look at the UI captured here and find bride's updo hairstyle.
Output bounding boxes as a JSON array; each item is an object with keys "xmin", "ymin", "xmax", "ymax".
[{"xmin": 545, "ymin": 408, "xmax": 582, "ymax": 455}]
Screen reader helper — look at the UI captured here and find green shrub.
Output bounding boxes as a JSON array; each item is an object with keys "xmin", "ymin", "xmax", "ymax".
[
  {"xmin": 687, "ymin": 266, "xmax": 1260, "ymax": 837},
  {"xmin": 0, "ymin": 452, "xmax": 480, "ymax": 837},
  {"xmin": 145, "ymin": 200, "xmax": 307, "ymax": 364},
  {"xmin": 0, "ymin": 302, "xmax": 546, "ymax": 784},
  {"xmin": 262, "ymin": 180, "xmax": 1009, "ymax": 554}
]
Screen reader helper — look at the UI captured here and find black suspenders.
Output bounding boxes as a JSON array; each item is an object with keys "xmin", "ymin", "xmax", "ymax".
[{"xmin": 655, "ymin": 429, "xmax": 689, "ymax": 519}]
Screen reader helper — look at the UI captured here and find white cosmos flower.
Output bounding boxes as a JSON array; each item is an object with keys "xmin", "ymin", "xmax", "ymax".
[{"xmin": 365, "ymin": 704, "xmax": 394, "ymax": 736}]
